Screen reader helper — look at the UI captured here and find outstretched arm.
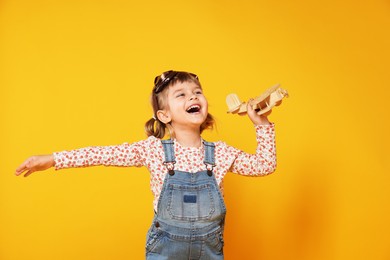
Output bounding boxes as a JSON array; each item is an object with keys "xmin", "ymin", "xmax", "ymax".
[
  {"xmin": 15, "ymin": 154, "xmax": 55, "ymax": 177},
  {"xmin": 15, "ymin": 137, "xmax": 158, "ymax": 177}
]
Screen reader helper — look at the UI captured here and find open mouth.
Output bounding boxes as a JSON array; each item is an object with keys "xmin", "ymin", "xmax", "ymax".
[{"xmin": 186, "ymin": 105, "xmax": 201, "ymax": 113}]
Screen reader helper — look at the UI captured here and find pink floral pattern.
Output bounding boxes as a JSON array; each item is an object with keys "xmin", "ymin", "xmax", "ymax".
[{"xmin": 54, "ymin": 124, "xmax": 276, "ymax": 211}]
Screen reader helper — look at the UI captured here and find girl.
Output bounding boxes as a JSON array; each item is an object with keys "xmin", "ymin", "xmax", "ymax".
[{"xmin": 15, "ymin": 70, "xmax": 277, "ymax": 260}]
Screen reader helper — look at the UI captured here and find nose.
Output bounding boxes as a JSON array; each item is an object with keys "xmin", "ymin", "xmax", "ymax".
[{"xmin": 189, "ymin": 94, "xmax": 198, "ymax": 101}]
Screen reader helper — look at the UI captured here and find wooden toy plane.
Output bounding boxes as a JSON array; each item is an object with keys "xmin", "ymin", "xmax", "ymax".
[{"xmin": 226, "ymin": 84, "xmax": 288, "ymax": 115}]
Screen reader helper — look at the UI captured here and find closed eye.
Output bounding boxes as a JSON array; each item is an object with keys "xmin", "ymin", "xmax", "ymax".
[{"xmin": 194, "ymin": 88, "xmax": 203, "ymax": 95}]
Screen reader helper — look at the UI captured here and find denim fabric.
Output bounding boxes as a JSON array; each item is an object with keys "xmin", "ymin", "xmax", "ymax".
[{"xmin": 145, "ymin": 140, "xmax": 226, "ymax": 260}]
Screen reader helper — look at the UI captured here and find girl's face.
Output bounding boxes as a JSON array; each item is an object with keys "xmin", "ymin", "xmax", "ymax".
[{"xmin": 158, "ymin": 81, "xmax": 208, "ymax": 133}]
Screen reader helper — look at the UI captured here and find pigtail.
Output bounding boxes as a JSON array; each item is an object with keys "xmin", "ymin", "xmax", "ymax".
[
  {"xmin": 200, "ymin": 113, "xmax": 215, "ymax": 133},
  {"xmin": 144, "ymin": 117, "xmax": 166, "ymax": 139},
  {"xmin": 144, "ymin": 91, "xmax": 167, "ymax": 139}
]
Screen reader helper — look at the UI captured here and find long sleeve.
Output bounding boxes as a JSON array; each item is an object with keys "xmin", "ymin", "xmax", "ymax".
[
  {"xmin": 53, "ymin": 137, "xmax": 157, "ymax": 170},
  {"xmin": 226, "ymin": 123, "xmax": 276, "ymax": 176}
]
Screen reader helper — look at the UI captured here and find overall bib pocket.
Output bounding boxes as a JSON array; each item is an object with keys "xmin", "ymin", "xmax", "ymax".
[{"xmin": 167, "ymin": 183, "xmax": 215, "ymax": 221}]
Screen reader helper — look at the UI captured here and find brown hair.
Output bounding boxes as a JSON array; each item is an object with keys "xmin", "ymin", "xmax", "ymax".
[{"xmin": 144, "ymin": 71, "xmax": 215, "ymax": 139}]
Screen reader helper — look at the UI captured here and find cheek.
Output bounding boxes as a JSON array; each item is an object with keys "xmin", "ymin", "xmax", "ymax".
[
  {"xmin": 202, "ymin": 99, "xmax": 209, "ymax": 110},
  {"xmin": 167, "ymin": 99, "xmax": 184, "ymax": 112}
]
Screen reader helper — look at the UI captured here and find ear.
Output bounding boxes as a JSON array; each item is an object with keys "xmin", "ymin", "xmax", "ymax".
[{"xmin": 156, "ymin": 110, "xmax": 171, "ymax": 124}]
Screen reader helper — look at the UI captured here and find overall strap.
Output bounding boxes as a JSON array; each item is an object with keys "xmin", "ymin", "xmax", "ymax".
[
  {"xmin": 161, "ymin": 139, "xmax": 175, "ymax": 175},
  {"xmin": 203, "ymin": 141, "xmax": 215, "ymax": 166},
  {"xmin": 203, "ymin": 141, "xmax": 216, "ymax": 176},
  {"xmin": 161, "ymin": 139, "xmax": 175, "ymax": 163},
  {"xmin": 161, "ymin": 139, "xmax": 216, "ymax": 176}
]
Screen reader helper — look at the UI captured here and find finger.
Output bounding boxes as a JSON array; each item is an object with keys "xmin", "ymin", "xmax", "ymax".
[
  {"xmin": 15, "ymin": 166, "xmax": 28, "ymax": 176},
  {"xmin": 247, "ymin": 100, "xmax": 257, "ymax": 116},
  {"xmin": 247, "ymin": 99, "xmax": 254, "ymax": 110},
  {"xmin": 15, "ymin": 168, "xmax": 24, "ymax": 175},
  {"xmin": 15, "ymin": 157, "xmax": 36, "ymax": 176},
  {"xmin": 15, "ymin": 170, "xmax": 25, "ymax": 176},
  {"xmin": 15, "ymin": 161, "xmax": 29, "ymax": 174},
  {"xmin": 24, "ymin": 170, "xmax": 34, "ymax": 177}
]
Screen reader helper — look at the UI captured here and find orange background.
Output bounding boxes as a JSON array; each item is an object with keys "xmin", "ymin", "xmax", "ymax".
[{"xmin": 1, "ymin": 0, "xmax": 389, "ymax": 259}]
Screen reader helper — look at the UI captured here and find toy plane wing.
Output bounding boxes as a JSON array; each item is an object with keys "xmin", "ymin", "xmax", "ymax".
[{"xmin": 226, "ymin": 84, "xmax": 289, "ymax": 115}]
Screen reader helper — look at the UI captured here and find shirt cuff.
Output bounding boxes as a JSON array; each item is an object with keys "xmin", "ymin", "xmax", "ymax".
[
  {"xmin": 52, "ymin": 152, "xmax": 62, "ymax": 170},
  {"xmin": 255, "ymin": 122, "xmax": 274, "ymax": 130}
]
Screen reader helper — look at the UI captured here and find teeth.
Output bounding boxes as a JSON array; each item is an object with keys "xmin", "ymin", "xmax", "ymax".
[{"xmin": 187, "ymin": 105, "xmax": 201, "ymax": 112}]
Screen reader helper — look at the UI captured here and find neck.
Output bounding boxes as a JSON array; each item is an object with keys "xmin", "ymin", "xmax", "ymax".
[{"xmin": 172, "ymin": 128, "xmax": 202, "ymax": 148}]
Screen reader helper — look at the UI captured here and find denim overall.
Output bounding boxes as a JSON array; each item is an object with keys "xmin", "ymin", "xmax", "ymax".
[{"xmin": 145, "ymin": 140, "xmax": 226, "ymax": 260}]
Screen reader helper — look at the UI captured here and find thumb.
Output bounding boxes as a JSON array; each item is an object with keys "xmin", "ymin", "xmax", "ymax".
[{"xmin": 246, "ymin": 99, "xmax": 258, "ymax": 119}]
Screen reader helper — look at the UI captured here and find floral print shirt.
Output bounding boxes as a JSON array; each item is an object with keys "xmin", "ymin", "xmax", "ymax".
[{"xmin": 53, "ymin": 124, "xmax": 276, "ymax": 211}]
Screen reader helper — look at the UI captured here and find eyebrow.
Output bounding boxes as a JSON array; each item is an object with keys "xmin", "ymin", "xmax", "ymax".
[{"xmin": 171, "ymin": 88, "xmax": 184, "ymax": 96}]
